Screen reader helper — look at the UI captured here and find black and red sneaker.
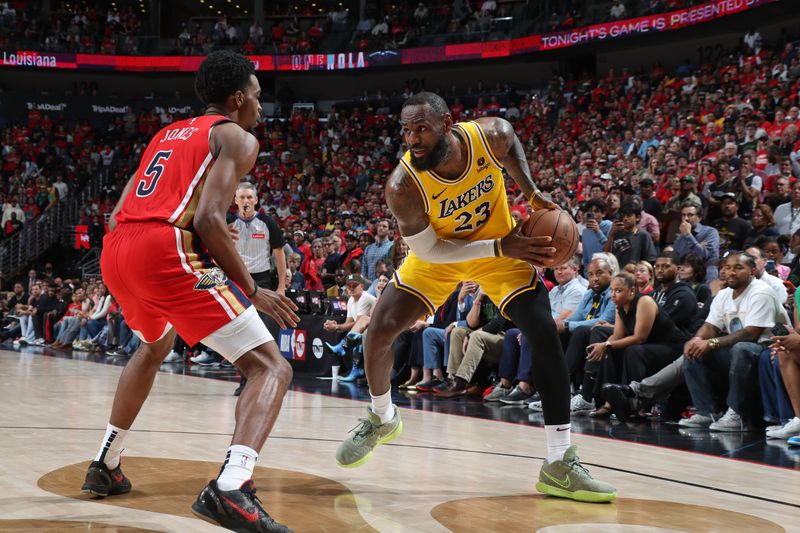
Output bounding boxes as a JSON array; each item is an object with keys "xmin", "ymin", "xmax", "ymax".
[
  {"xmin": 81, "ymin": 460, "xmax": 132, "ymax": 497},
  {"xmin": 191, "ymin": 479, "xmax": 292, "ymax": 533}
]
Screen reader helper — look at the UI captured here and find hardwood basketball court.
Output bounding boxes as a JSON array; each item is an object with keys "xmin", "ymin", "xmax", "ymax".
[{"xmin": 0, "ymin": 348, "xmax": 797, "ymax": 532}]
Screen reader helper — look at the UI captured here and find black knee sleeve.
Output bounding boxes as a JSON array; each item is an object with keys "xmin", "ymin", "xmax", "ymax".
[{"xmin": 504, "ymin": 284, "xmax": 570, "ymax": 425}]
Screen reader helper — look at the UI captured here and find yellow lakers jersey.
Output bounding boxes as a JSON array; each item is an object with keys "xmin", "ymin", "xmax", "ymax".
[{"xmin": 398, "ymin": 121, "xmax": 514, "ymax": 241}]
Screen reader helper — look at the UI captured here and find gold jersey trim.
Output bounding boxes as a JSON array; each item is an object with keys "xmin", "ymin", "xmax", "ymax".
[
  {"xmin": 472, "ymin": 121, "xmax": 504, "ymax": 169},
  {"xmin": 398, "ymin": 158, "xmax": 431, "ymax": 214}
]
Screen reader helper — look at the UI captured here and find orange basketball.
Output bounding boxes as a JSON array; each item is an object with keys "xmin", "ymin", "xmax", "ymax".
[{"xmin": 521, "ymin": 209, "xmax": 579, "ymax": 267}]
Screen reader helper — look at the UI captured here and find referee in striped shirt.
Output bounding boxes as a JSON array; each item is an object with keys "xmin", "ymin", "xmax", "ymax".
[
  {"xmin": 227, "ymin": 182, "xmax": 287, "ymax": 294},
  {"xmin": 227, "ymin": 182, "xmax": 287, "ymax": 395}
]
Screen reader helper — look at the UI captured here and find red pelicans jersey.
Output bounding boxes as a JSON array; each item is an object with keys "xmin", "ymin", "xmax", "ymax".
[
  {"xmin": 115, "ymin": 115, "xmax": 229, "ymax": 230},
  {"xmin": 102, "ymin": 114, "xmax": 252, "ymax": 345}
]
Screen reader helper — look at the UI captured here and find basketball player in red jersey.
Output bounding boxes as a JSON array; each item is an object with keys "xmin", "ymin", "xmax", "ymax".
[{"xmin": 81, "ymin": 51, "xmax": 298, "ymax": 533}]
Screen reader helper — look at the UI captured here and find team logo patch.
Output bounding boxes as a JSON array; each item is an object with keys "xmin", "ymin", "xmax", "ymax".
[{"xmin": 193, "ymin": 267, "xmax": 228, "ymax": 290}]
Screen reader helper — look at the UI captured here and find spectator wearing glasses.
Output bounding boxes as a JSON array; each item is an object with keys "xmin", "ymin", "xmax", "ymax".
[
  {"xmin": 673, "ymin": 205, "xmax": 720, "ymax": 282},
  {"xmin": 664, "ymin": 174, "xmax": 703, "ymax": 243}
]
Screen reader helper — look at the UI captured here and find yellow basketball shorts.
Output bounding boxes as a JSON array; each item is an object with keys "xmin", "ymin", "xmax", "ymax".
[{"xmin": 392, "ymin": 253, "xmax": 537, "ymax": 317}]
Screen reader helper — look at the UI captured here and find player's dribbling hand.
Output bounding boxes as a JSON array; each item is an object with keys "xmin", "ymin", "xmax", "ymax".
[
  {"xmin": 252, "ymin": 288, "xmax": 300, "ymax": 329},
  {"xmin": 227, "ymin": 223, "xmax": 240, "ymax": 242},
  {"xmin": 500, "ymin": 223, "xmax": 556, "ymax": 267}
]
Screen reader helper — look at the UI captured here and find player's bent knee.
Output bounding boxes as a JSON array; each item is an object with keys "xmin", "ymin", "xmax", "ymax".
[
  {"xmin": 238, "ymin": 344, "xmax": 293, "ymax": 386},
  {"xmin": 367, "ymin": 315, "xmax": 405, "ymax": 342}
]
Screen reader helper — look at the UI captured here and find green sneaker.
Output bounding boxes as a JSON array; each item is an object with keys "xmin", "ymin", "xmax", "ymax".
[
  {"xmin": 536, "ymin": 445, "xmax": 617, "ymax": 503},
  {"xmin": 336, "ymin": 406, "xmax": 403, "ymax": 468}
]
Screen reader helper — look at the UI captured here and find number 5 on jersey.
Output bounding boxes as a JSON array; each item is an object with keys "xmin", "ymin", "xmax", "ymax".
[{"xmin": 136, "ymin": 150, "xmax": 172, "ymax": 197}]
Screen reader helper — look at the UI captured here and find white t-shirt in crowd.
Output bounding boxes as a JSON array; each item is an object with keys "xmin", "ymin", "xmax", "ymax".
[
  {"xmin": 705, "ymin": 278, "xmax": 785, "ymax": 343},
  {"xmin": 347, "ymin": 292, "xmax": 377, "ymax": 321}
]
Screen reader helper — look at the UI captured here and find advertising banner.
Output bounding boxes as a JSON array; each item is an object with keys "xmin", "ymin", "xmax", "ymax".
[{"xmin": 0, "ymin": 0, "xmax": 778, "ymax": 73}]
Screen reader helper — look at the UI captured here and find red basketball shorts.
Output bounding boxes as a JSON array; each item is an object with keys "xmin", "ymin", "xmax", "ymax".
[{"xmin": 101, "ymin": 221, "xmax": 252, "ymax": 346}]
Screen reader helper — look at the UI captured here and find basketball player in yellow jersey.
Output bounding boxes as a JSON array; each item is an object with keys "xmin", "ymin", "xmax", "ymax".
[{"xmin": 336, "ymin": 92, "xmax": 616, "ymax": 502}]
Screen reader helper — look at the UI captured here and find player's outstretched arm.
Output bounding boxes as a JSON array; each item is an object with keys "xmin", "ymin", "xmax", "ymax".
[
  {"xmin": 196, "ymin": 123, "xmax": 299, "ymax": 328},
  {"xmin": 387, "ymin": 166, "xmax": 555, "ymax": 265},
  {"xmin": 475, "ymin": 116, "xmax": 557, "ymax": 211},
  {"xmin": 195, "ymin": 123, "xmax": 260, "ymax": 295}
]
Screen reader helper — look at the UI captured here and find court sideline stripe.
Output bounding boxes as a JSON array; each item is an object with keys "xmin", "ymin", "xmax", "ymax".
[{"xmin": 4, "ymin": 425, "xmax": 798, "ymax": 510}]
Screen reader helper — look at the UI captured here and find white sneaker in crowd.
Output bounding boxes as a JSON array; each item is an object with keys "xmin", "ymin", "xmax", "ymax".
[
  {"xmin": 190, "ymin": 350, "xmax": 218, "ymax": 366},
  {"xmin": 163, "ymin": 350, "xmax": 183, "ymax": 363},
  {"xmin": 678, "ymin": 413, "xmax": 715, "ymax": 428},
  {"xmin": 708, "ymin": 407, "xmax": 750, "ymax": 432},
  {"xmin": 766, "ymin": 417, "xmax": 800, "ymax": 440},
  {"xmin": 569, "ymin": 394, "xmax": 594, "ymax": 416}
]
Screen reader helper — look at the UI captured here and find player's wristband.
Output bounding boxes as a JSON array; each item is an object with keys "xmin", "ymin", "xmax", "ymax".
[
  {"xmin": 494, "ymin": 238, "xmax": 504, "ymax": 257},
  {"xmin": 247, "ymin": 281, "xmax": 259, "ymax": 299}
]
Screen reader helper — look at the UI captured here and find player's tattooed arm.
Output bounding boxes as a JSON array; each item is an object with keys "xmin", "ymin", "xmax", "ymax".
[
  {"xmin": 385, "ymin": 165, "xmax": 429, "ymax": 238},
  {"xmin": 475, "ymin": 116, "xmax": 557, "ymax": 211}
]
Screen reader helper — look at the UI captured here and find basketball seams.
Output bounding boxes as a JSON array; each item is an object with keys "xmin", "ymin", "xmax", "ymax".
[{"xmin": 523, "ymin": 210, "xmax": 579, "ymax": 266}]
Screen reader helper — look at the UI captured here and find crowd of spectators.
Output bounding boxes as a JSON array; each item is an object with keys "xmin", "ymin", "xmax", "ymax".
[
  {"xmin": 269, "ymin": 31, "xmax": 800, "ymax": 446},
  {"xmin": 4, "ymin": 19, "xmax": 800, "ymax": 444},
  {"xmin": 4, "ymin": 0, "xmax": 726, "ymax": 58},
  {"xmin": 0, "ymin": 1, "xmax": 144, "ymax": 55}
]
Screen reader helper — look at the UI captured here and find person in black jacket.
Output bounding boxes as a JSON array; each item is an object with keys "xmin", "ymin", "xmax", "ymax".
[
  {"xmin": 651, "ymin": 251, "xmax": 700, "ymax": 337},
  {"xmin": 677, "ymin": 253, "xmax": 712, "ymax": 322},
  {"xmin": 30, "ymin": 284, "xmax": 60, "ymax": 345}
]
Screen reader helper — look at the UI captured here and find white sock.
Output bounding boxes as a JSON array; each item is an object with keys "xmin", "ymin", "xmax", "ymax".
[
  {"xmin": 545, "ymin": 424, "xmax": 571, "ymax": 463},
  {"xmin": 95, "ymin": 424, "xmax": 128, "ymax": 469},
  {"xmin": 370, "ymin": 389, "xmax": 395, "ymax": 424},
  {"xmin": 217, "ymin": 445, "xmax": 258, "ymax": 491}
]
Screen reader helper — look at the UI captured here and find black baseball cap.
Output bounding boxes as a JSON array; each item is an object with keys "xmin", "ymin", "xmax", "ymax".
[{"xmin": 345, "ymin": 273, "xmax": 368, "ymax": 287}]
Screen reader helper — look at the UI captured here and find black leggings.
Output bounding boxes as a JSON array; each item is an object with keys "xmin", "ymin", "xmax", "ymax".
[{"xmin": 504, "ymin": 282, "xmax": 570, "ymax": 425}]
